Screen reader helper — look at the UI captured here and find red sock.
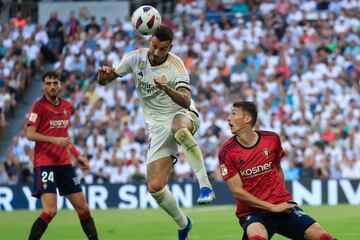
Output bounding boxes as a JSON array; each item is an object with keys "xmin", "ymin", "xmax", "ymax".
[
  {"xmin": 79, "ymin": 211, "xmax": 98, "ymax": 240},
  {"xmin": 320, "ymin": 232, "xmax": 335, "ymax": 240},
  {"xmin": 249, "ymin": 235, "xmax": 267, "ymax": 240},
  {"xmin": 40, "ymin": 211, "xmax": 53, "ymax": 224},
  {"xmin": 78, "ymin": 211, "xmax": 91, "ymax": 220}
]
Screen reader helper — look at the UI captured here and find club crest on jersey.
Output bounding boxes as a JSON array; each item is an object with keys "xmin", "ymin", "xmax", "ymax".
[
  {"xmin": 220, "ymin": 164, "xmax": 228, "ymax": 176},
  {"xmin": 138, "ymin": 60, "xmax": 145, "ymax": 70},
  {"xmin": 263, "ymin": 148, "xmax": 270, "ymax": 157},
  {"xmin": 64, "ymin": 109, "xmax": 68, "ymax": 116}
]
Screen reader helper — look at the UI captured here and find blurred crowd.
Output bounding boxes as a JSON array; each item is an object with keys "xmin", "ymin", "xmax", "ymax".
[
  {"xmin": 0, "ymin": 11, "xmax": 39, "ymax": 137},
  {"xmin": 1, "ymin": 0, "xmax": 360, "ymax": 186}
]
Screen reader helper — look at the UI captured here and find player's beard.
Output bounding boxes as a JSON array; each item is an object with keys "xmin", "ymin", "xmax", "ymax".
[
  {"xmin": 148, "ymin": 52, "xmax": 166, "ymax": 66},
  {"xmin": 47, "ymin": 90, "xmax": 59, "ymax": 102},
  {"xmin": 149, "ymin": 53, "xmax": 159, "ymax": 65},
  {"xmin": 50, "ymin": 90, "xmax": 57, "ymax": 97}
]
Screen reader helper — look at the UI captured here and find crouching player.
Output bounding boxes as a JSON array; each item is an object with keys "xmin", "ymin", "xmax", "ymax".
[{"xmin": 219, "ymin": 101, "xmax": 336, "ymax": 240}]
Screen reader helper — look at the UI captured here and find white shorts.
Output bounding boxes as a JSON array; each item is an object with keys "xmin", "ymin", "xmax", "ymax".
[{"xmin": 146, "ymin": 110, "xmax": 199, "ymax": 164}]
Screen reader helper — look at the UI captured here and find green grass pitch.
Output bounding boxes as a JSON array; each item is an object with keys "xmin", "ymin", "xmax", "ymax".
[{"xmin": 0, "ymin": 205, "xmax": 358, "ymax": 239}]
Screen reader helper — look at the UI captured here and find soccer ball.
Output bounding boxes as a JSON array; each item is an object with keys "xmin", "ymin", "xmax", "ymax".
[{"xmin": 131, "ymin": 5, "xmax": 161, "ymax": 35}]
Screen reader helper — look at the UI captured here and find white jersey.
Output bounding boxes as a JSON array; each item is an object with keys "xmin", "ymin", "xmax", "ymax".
[{"xmin": 113, "ymin": 48, "xmax": 198, "ymax": 129}]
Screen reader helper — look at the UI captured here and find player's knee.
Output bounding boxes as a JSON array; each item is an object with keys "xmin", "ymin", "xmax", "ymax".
[
  {"xmin": 43, "ymin": 207, "xmax": 57, "ymax": 218},
  {"xmin": 247, "ymin": 222, "xmax": 268, "ymax": 239},
  {"xmin": 304, "ymin": 222, "xmax": 329, "ymax": 240},
  {"xmin": 147, "ymin": 180, "xmax": 165, "ymax": 193},
  {"xmin": 75, "ymin": 204, "xmax": 90, "ymax": 215},
  {"xmin": 171, "ymin": 122, "xmax": 188, "ymax": 135},
  {"xmin": 171, "ymin": 115, "xmax": 192, "ymax": 135},
  {"xmin": 173, "ymin": 127, "xmax": 192, "ymax": 144}
]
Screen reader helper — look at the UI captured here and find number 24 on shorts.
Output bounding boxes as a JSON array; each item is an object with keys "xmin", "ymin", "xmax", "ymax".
[{"xmin": 42, "ymin": 171, "xmax": 54, "ymax": 183}]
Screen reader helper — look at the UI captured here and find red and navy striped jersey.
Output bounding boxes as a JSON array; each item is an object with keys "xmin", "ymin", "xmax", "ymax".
[
  {"xmin": 218, "ymin": 130, "xmax": 291, "ymax": 218},
  {"xmin": 27, "ymin": 96, "xmax": 73, "ymax": 168}
]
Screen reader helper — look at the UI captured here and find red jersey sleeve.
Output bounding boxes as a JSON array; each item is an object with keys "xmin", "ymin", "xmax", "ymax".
[
  {"xmin": 27, "ymin": 99, "xmax": 43, "ymax": 127},
  {"xmin": 218, "ymin": 145, "xmax": 238, "ymax": 181}
]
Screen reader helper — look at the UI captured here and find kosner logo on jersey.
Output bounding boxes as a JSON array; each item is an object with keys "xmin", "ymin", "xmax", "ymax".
[
  {"xmin": 49, "ymin": 120, "xmax": 69, "ymax": 128},
  {"xmin": 240, "ymin": 162, "xmax": 272, "ymax": 177}
]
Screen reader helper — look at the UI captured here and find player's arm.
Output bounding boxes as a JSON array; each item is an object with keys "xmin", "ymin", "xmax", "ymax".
[
  {"xmin": 97, "ymin": 66, "xmax": 118, "ymax": 86},
  {"xmin": 67, "ymin": 108, "xmax": 89, "ymax": 170},
  {"xmin": 97, "ymin": 54, "xmax": 134, "ymax": 86},
  {"xmin": 154, "ymin": 78, "xmax": 191, "ymax": 109},
  {"xmin": 275, "ymin": 134, "xmax": 286, "ymax": 183},
  {"xmin": 226, "ymin": 174, "xmax": 296, "ymax": 212},
  {"xmin": 276, "ymin": 162, "xmax": 285, "ymax": 183},
  {"xmin": 68, "ymin": 143, "xmax": 89, "ymax": 170},
  {"xmin": 27, "ymin": 125, "xmax": 70, "ymax": 147}
]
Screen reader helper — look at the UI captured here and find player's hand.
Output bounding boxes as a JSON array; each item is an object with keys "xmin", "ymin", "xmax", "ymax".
[
  {"xmin": 97, "ymin": 66, "xmax": 115, "ymax": 86},
  {"xmin": 270, "ymin": 202, "xmax": 298, "ymax": 213},
  {"xmin": 76, "ymin": 156, "xmax": 90, "ymax": 171},
  {"xmin": 154, "ymin": 76, "xmax": 170, "ymax": 92},
  {"xmin": 52, "ymin": 137, "xmax": 71, "ymax": 147}
]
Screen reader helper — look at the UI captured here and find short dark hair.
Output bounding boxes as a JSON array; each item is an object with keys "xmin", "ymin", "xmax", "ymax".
[
  {"xmin": 232, "ymin": 101, "xmax": 258, "ymax": 127},
  {"xmin": 152, "ymin": 25, "xmax": 173, "ymax": 42},
  {"xmin": 42, "ymin": 71, "xmax": 59, "ymax": 82}
]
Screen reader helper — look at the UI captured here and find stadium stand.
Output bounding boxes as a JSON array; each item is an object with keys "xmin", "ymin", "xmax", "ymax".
[{"xmin": 1, "ymin": 0, "xmax": 359, "ymax": 185}]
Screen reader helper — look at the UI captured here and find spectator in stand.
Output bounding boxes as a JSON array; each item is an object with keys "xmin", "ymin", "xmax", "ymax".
[
  {"xmin": 284, "ymin": 160, "xmax": 300, "ymax": 180},
  {"xmin": 4, "ymin": 146, "xmax": 20, "ymax": 185},
  {"xmin": 110, "ymin": 160, "xmax": 128, "ymax": 183},
  {"xmin": 174, "ymin": 152, "xmax": 192, "ymax": 182},
  {"xmin": 85, "ymin": 16, "xmax": 100, "ymax": 34},
  {"xmin": 12, "ymin": 11, "xmax": 27, "ymax": 29},
  {"xmin": 204, "ymin": 148, "xmax": 221, "ymax": 181},
  {"xmin": 65, "ymin": 11, "xmax": 79, "ymax": 37},
  {"xmin": 45, "ymin": 11, "xmax": 64, "ymax": 54},
  {"xmin": 0, "ymin": 163, "xmax": 8, "ymax": 184}
]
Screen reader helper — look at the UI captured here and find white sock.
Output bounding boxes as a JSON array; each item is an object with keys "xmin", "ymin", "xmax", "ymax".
[
  {"xmin": 151, "ymin": 186, "xmax": 188, "ymax": 229},
  {"xmin": 175, "ymin": 128, "xmax": 212, "ymax": 189}
]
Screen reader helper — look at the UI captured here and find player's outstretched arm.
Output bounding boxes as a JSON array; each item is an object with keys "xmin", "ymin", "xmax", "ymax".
[
  {"xmin": 97, "ymin": 66, "xmax": 118, "ymax": 86},
  {"xmin": 226, "ymin": 174, "xmax": 297, "ymax": 212},
  {"xmin": 27, "ymin": 126, "xmax": 70, "ymax": 147}
]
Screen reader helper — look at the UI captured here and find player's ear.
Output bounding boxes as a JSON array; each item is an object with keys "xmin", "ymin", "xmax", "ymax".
[
  {"xmin": 244, "ymin": 114, "xmax": 253, "ymax": 125},
  {"xmin": 169, "ymin": 44, "xmax": 173, "ymax": 51}
]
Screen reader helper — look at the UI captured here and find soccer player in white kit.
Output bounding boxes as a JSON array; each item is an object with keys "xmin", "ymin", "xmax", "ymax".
[{"xmin": 97, "ymin": 25, "xmax": 215, "ymax": 240}]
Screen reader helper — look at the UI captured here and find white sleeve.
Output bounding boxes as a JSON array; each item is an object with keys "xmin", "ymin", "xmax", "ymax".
[
  {"xmin": 171, "ymin": 54, "xmax": 191, "ymax": 91},
  {"xmin": 112, "ymin": 52, "xmax": 136, "ymax": 77}
]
